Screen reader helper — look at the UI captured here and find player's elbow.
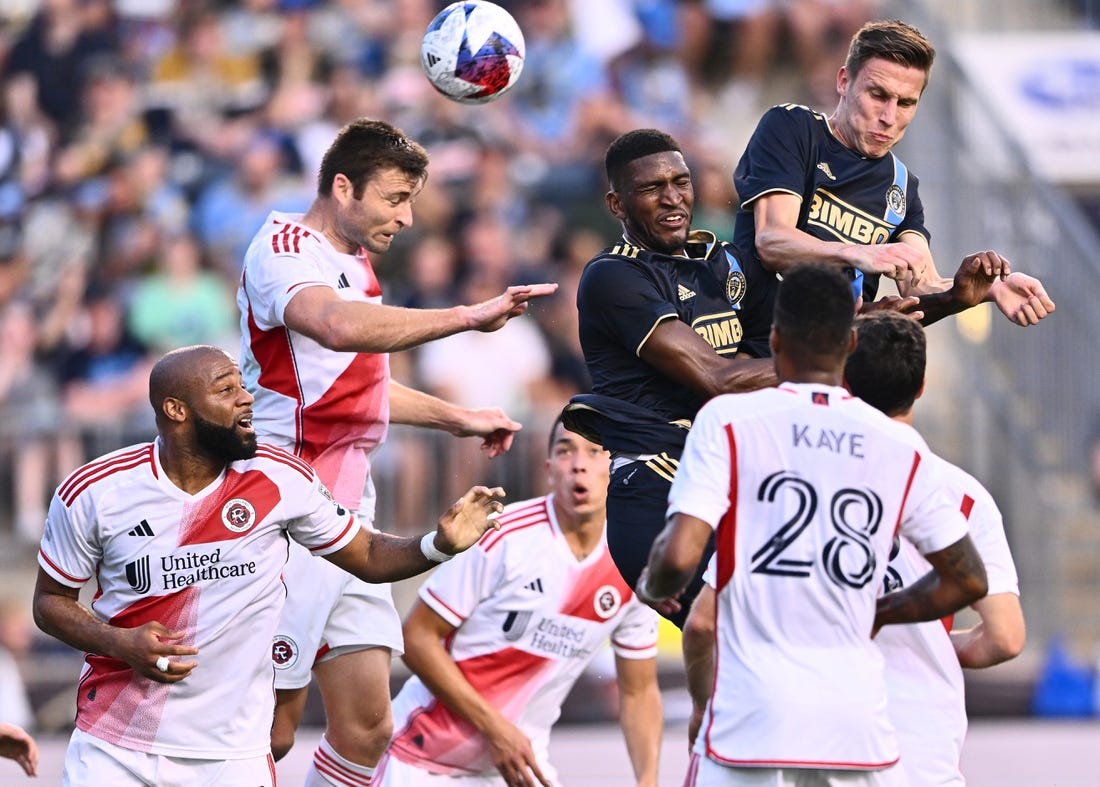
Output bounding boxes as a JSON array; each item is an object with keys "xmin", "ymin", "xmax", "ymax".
[
  {"xmin": 753, "ymin": 232, "xmax": 787, "ymax": 273},
  {"xmin": 989, "ymin": 626, "xmax": 1026, "ymax": 663},
  {"xmin": 957, "ymin": 572, "xmax": 989, "ymax": 609}
]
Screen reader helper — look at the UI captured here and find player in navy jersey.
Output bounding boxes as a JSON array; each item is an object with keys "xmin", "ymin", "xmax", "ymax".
[
  {"xmin": 734, "ymin": 19, "xmax": 1055, "ymax": 327},
  {"xmin": 564, "ymin": 128, "xmax": 775, "ymax": 629}
]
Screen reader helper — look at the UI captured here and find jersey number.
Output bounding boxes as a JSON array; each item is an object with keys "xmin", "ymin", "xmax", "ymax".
[{"xmin": 751, "ymin": 471, "xmax": 883, "ymax": 589}]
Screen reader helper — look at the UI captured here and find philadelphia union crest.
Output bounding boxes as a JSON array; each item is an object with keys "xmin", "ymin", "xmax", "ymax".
[
  {"xmin": 885, "ymin": 185, "xmax": 906, "ymax": 219},
  {"xmin": 726, "ymin": 271, "xmax": 747, "ymax": 307}
]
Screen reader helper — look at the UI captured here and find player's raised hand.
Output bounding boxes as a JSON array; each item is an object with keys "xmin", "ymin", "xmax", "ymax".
[
  {"xmin": 467, "ymin": 283, "xmax": 559, "ymax": 332},
  {"xmin": 0, "ymin": 722, "xmax": 38, "ymax": 777},
  {"xmin": 860, "ymin": 294, "xmax": 924, "ymax": 322},
  {"xmin": 450, "ymin": 406, "xmax": 521, "ymax": 458},
  {"xmin": 116, "ymin": 621, "xmax": 199, "ymax": 683},
  {"xmin": 846, "ymin": 242, "xmax": 924, "ymax": 280},
  {"xmin": 990, "ymin": 271, "xmax": 1055, "ymax": 326},
  {"xmin": 435, "ymin": 486, "xmax": 506, "ymax": 555},
  {"xmin": 486, "ymin": 717, "xmax": 552, "ymax": 787},
  {"xmin": 946, "ymin": 251, "xmax": 1010, "ymax": 310}
]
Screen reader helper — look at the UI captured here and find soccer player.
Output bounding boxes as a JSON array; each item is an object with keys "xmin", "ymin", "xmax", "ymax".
[
  {"xmin": 32, "ymin": 345, "xmax": 505, "ymax": 786},
  {"xmin": 733, "ymin": 19, "xmax": 1055, "ymax": 326},
  {"xmin": 0, "ymin": 722, "xmax": 37, "ymax": 777},
  {"xmin": 236, "ymin": 118, "xmax": 556, "ymax": 785},
  {"xmin": 377, "ymin": 418, "xmax": 662, "ymax": 787},
  {"xmin": 638, "ymin": 265, "xmax": 988, "ymax": 785},
  {"xmin": 845, "ymin": 311, "xmax": 1026, "ymax": 785},
  {"xmin": 564, "ymin": 128, "xmax": 775, "ymax": 629}
]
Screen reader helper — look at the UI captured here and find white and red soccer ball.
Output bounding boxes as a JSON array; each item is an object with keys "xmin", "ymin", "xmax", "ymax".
[{"xmin": 420, "ymin": 1, "xmax": 525, "ymax": 105}]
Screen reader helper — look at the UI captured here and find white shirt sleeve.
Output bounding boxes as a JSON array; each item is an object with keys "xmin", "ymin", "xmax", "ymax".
[
  {"xmin": 610, "ymin": 598, "xmax": 660, "ymax": 660},
  {"xmin": 667, "ymin": 397, "xmax": 736, "ymax": 529},
  {"xmin": 419, "ymin": 542, "xmax": 498, "ymax": 628},
  {"xmin": 38, "ymin": 492, "xmax": 99, "ymax": 587},
  {"xmin": 244, "ymin": 249, "xmax": 331, "ymax": 329}
]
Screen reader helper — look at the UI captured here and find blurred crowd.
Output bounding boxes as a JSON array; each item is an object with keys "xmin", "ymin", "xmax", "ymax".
[{"xmin": 0, "ymin": 0, "xmax": 882, "ymax": 545}]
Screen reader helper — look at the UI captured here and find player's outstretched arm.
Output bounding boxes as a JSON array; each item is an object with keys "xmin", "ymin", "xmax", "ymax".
[
  {"xmin": 873, "ymin": 534, "xmax": 988, "ymax": 635},
  {"xmin": 614, "ymin": 654, "xmax": 662, "ymax": 787},
  {"xmin": 0, "ymin": 723, "xmax": 38, "ymax": 777},
  {"xmin": 682, "ymin": 585, "xmax": 716, "ymax": 750},
  {"xmin": 389, "ymin": 380, "xmax": 521, "ymax": 458},
  {"xmin": 951, "ymin": 592, "xmax": 1026, "ymax": 669},
  {"xmin": 753, "ymin": 192, "xmax": 923, "ymax": 280},
  {"xmin": 32, "ymin": 570, "xmax": 199, "ymax": 683},
  {"xmin": 325, "ymin": 486, "xmax": 505, "ymax": 583},
  {"xmin": 639, "ymin": 320, "xmax": 776, "ymax": 398},
  {"xmin": 402, "ymin": 602, "xmax": 551, "ymax": 787},
  {"xmin": 909, "ymin": 250, "xmax": 1008, "ymax": 325},
  {"xmin": 282, "ymin": 282, "xmax": 557, "ymax": 354}
]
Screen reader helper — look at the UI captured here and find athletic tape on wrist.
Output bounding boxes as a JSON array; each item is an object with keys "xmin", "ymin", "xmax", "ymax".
[{"xmin": 420, "ymin": 531, "xmax": 454, "ymax": 562}]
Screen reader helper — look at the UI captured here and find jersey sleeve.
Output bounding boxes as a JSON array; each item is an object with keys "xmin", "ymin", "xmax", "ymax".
[
  {"xmin": 418, "ymin": 542, "xmax": 498, "ymax": 628},
  {"xmin": 610, "ymin": 598, "xmax": 660, "ymax": 660},
  {"xmin": 666, "ymin": 397, "xmax": 736, "ymax": 528},
  {"xmin": 894, "ymin": 172, "xmax": 930, "ymax": 243},
  {"xmin": 734, "ymin": 105, "xmax": 813, "ymax": 207},
  {"xmin": 577, "ymin": 256, "xmax": 678, "ymax": 357},
  {"xmin": 962, "ymin": 486, "xmax": 1019, "ymax": 597},
  {"xmin": 285, "ymin": 472, "xmax": 360, "ymax": 556},
  {"xmin": 243, "ymin": 248, "xmax": 331, "ymax": 330},
  {"xmin": 38, "ymin": 491, "xmax": 100, "ymax": 588},
  {"xmin": 898, "ymin": 452, "xmax": 969, "ymax": 557}
]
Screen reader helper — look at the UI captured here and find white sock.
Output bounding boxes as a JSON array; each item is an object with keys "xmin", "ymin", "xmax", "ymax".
[{"xmin": 303, "ymin": 734, "xmax": 375, "ymax": 787}]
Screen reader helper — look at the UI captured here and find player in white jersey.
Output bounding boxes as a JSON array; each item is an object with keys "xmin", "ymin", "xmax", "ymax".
[
  {"xmin": 377, "ymin": 418, "xmax": 662, "ymax": 787},
  {"xmin": 844, "ymin": 312, "xmax": 1025, "ymax": 785},
  {"xmin": 637, "ymin": 265, "xmax": 989, "ymax": 786},
  {"xmin": 32, "ymin": 345, "xmax": 506, "ymax": 787},
  {"xmin": 237, "ymin": 118, "xmax": 556, "ymax": 785}
]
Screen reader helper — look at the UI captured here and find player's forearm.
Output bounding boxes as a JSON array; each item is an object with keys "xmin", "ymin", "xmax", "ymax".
[
  {"xmin": 912, "ymin": 288, "xmax": 968, "ymax": 326},
  {"xmin": 951, "ymin": 593, "xmax": 1026, "ymax": 668},
  {"xmin": 755, "ymin": 225, "xmax": 857, "ymax": 274},
  {"xmin": 33, "ymin": 590, "xmax": 125, "ymax": 659},
  {"xmin": 317, "ymin": 301, "xmax": 476, "ymax": 354},
  {"xmin": 403, "ymin": 636, "xmax": 511, "ymax": 738},
  {"xmin": 387, "ymin": 379, "xmax": 464, "ymax": 433},
  {"xmin": 875, "ymin": 537, "xmax": 988, "ymax": 631},
  {"xmin": 716, "ymin": 357, "xmax": 777, "ymax": 394},
  {"xmin": 682, "ymin": 628, "xmax": 715, "ymax": 716},
  {"xmin": 619, "ymin": 685, "xmax": 662, "ymax": 786}
]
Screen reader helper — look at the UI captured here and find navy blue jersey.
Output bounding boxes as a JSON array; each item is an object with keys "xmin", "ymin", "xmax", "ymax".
[
  {"xmin": 733, "ymin": 103, "xmax": 930, "ymax": 301},
  {"xmin": 568, "ymin": 230, "xmax": 771, "ymax": 454}
]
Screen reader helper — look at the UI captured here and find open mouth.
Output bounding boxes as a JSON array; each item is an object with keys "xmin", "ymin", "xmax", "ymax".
[{"xmin": 238, "ymin": 413, "xmax": 255, "ymax": 433}]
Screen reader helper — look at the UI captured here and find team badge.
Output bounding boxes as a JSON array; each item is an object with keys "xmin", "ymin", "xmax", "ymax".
[
  {"xmin": 885, "ymin": 185, "xmax": 906, "ymax": 218},
  {"xmin": 272, "ymin": 635, "xmax": 299, "ymax": 669},
  {"xmin": 726, "ymin": 270, "xmax": 747, "ymax": 307},
  {"xmin": 221, "ymin": 498, "xmax": 256, "ymax": 533},
  {"xmin": 594, "ymin": 585, "xmax": 622, "ymax": 619}
]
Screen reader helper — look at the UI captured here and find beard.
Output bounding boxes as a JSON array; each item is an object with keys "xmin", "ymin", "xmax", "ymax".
[{"xmin": 193, "ymin": 413, "xmax": 257, "ymax": 461}]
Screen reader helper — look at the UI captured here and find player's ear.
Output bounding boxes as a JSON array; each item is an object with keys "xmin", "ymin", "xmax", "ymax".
[
  {"xmin": 916, "ymin": 376, "xmax": 926, "ymax": 401},
  {"xmin": 332, "ymin": 173, "xmax": 353, "ymax": 205},
  {"xmin": 606, "ymin": 190, "xmax": 624, "ymax": 221},
  {"xmin": 162, "ymin": 396, "xmax": 188, "ymax": 424}
]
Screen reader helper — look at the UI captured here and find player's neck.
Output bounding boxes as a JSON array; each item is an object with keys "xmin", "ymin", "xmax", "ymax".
[
  {"xmin": 158, "ymin": 440, "xmax": 228, "ymax": 495},
  {"xmin": 556, "ymin": 510, "xmax": 604, "ymax": 561},
  {"xmin": 301, "ymin": 201, "xmax": 356, "ymax": 255}
]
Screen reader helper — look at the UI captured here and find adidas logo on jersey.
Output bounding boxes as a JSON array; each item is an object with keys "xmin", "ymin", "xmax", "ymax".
[
  {"xmin": 525, "ymin": 578, "xmax": 544, "ymax": 593},
  {"xmin": 127, "ymin": 519, "xmax": 154, "ymax": 537},
  {"xmin": 816, "ymin": 162, "xmax": 837, "ymax": 181},
  {"xmin": 336, "ymin": 273, "xmax": 351, "ymax": 289},
  {"xmin": 678, "ymin": 284, "xmax": 696, "ymax": 301}
]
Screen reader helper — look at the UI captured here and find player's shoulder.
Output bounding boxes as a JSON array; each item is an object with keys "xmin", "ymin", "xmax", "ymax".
[
  {"xmin": 927, "ymin": 453, "xmax": 998, "ymax": 513},
  {"xmin": 55, "ymin": 442, "xmax": 156, "ymax": 507},
  {"xmin": 244, "ymin": 212, "xmax": 325, "ymax": 266},
  {"xmin": 478, "ymin": 496, "xmax": 551, "ymax": 553},
  {"xmin": 760, "ymin": 102, "xmax": 828, "ymax": 130},
  {"xmin": 237, "ymin": 443, "xmax": 316, "ymax": 484}
]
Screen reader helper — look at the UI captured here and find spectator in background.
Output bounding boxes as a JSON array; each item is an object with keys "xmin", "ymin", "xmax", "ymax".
[
  {"xmin": 127, "ymin": 230, "xmax": 238, "ymax": 354},
  {"xmin": 0, "ymin": 598, "xmax": 34, "ymax": 733},
  {"xmin": 57, "ymin": 282, "xmax": 156, "ymax": 451},
  {"xmin": 0, "ymin": 300, "xmax": 81, "ymax": 545}
]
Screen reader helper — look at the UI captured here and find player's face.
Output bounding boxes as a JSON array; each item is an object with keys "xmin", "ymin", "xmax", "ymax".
[
  {"xmin": 333, "ymin": 166, "xmax": 423, "ymax": 255},
  {"xmin": 609, "ymin": 151, "xmax": 693, "ymax": 256},
  {"xmin": 191, "ymin": 361, "xmax": 257, "ymax": 461},
  {"xmin": 832, "ymin": 57, "xmax": 926, "ymax": 159},
  {"xmin": 546, "ymin": 424, "xmax": 610, "ymax": 521}
]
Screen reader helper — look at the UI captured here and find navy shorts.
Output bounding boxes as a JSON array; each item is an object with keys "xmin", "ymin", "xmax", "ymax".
[{"xmin": 606, "ymin": 456, "xmax": 713, "ymax": 630}]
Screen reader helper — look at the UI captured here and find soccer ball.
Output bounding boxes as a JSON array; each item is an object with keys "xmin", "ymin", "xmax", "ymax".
[{"xmin": 420, "ymin": 1, "xmax": 525, "ymax": 105}]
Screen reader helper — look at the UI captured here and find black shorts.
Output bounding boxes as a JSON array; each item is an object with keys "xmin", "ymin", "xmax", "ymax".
[{"xmin": 606, "ymin": 456, "xmax": 713, "ymax": 630}]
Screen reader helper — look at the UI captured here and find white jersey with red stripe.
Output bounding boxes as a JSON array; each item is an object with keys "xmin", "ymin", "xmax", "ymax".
[
  {"xmin": 877, "ymin": 457, "xmax": 1020, "ymax": 786},
  {"xmin": 668, "ymin": 383, "xmax": 968, "ymax": 771},
  {"xmin": 238, "ymin": 210, "xmax": 389, "ymax": 509},
  {"xmin": 37, "ymin": 439, "xmax": 359, "ymax": 760},
  {"xmin": 386, "ymin": 495, "xmax": 659, "ymax": 777}
]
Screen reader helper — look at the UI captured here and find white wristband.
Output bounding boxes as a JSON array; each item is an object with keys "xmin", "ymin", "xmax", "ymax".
[{"xmin": 420, "ymin": 531, "xmax": 453, "ymax": 563}]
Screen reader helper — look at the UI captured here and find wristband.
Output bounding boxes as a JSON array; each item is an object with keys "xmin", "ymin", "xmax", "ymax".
[{"xmin": 420, "ymin": 531, "xmax": 454, "ymax": 563}]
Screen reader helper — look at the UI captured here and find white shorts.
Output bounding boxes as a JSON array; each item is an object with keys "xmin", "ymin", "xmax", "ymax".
[
  {"xmin": 272, "ymin": 537, "xmax": 404, "ymax": 690},
  {"xmin": 63, "ymin": 727, "xmax": 276, "ymax": 787},
  {"xmin": 375, "ymin": 750, "xmax": 561, "ymax": 787},
  {"xmin": 688, "ymin": 754, "xmax": 907, "ymax": 787}
]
